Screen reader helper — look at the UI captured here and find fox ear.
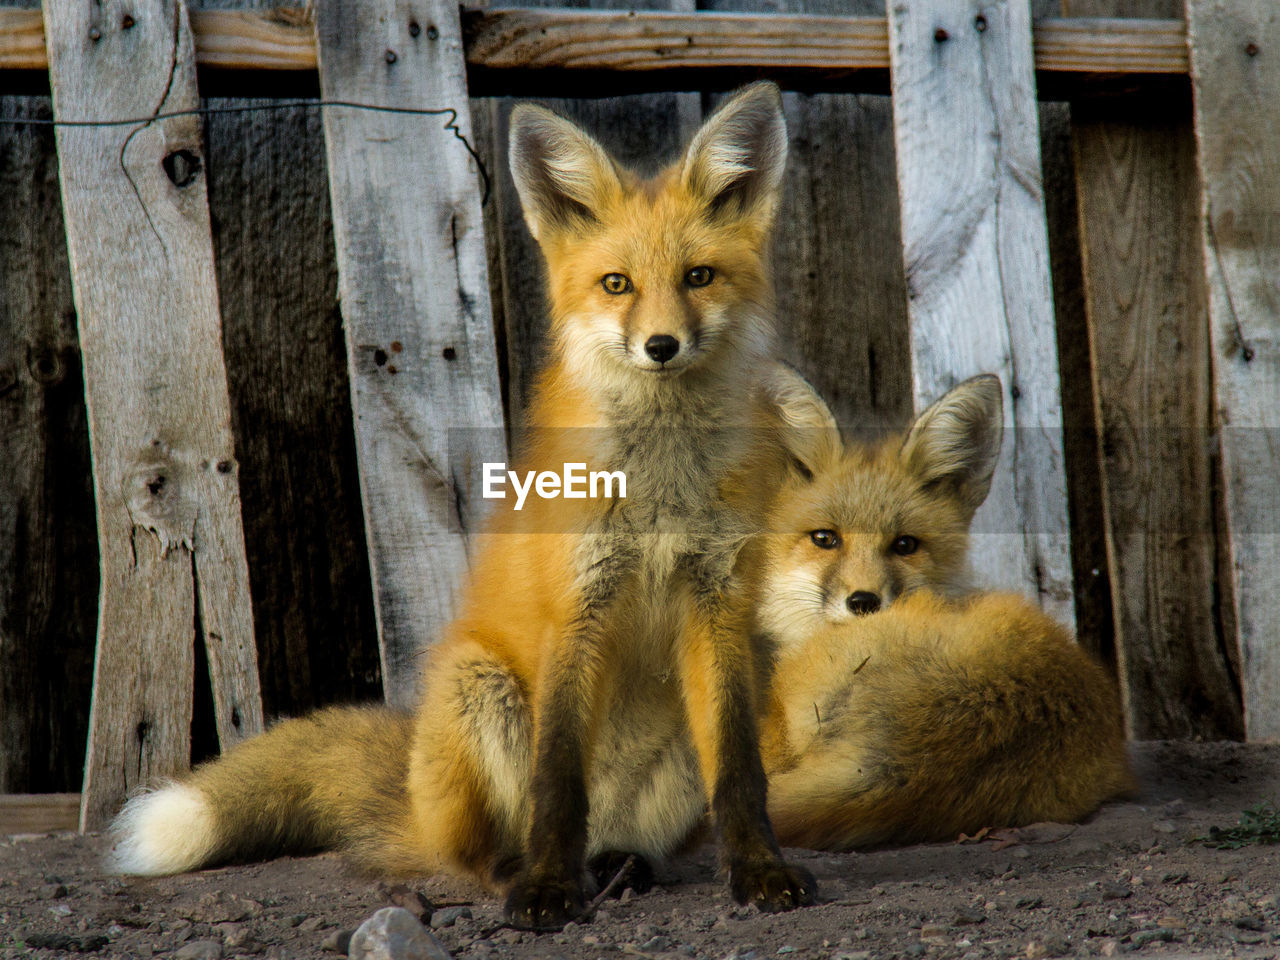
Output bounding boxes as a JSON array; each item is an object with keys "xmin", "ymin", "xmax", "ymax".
[
  {"xmin": 509, "ymin": 104, "xmax": 623, "ymax": 242},
  {"xmin": 899, "ymin": 375, "xmax": 1004, "ymax": 516},
  {"xmin": 680, "ymin": 82, "xmax": 787, "ymax": 226},
  {"xmin": 763, "ymin": 364, "xmax": 841, "ymax": 481}
]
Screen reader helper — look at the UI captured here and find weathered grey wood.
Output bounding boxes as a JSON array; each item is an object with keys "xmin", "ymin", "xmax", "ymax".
[
  {"xmin": 1187, "ymin": 0, "xmax": 1280, "ymax": 741},
  {"xmin": 1066, "ymin": 0, "xmax": 1240, "ymax": 739},
  {"xmin": 197, "ymin": 0, "xmax": 381, "ymax": 720},
  {"xmin": 42, "ymin": 0, "xmax": 263, "ymax": 827},
  {"xmin": 0, "ymin": 95, "xmax": 98, "ymax": 793},
  {"xmin": 886, "ymin": 0, "xmax": 1074, "ymax": 624},
  {"xmin": 316, "ymin": 0, "xmax": 508, "ymax": 705},
  {"xmin": 477, "ymin": 0, "xmax": 699, "ymax": 427}
]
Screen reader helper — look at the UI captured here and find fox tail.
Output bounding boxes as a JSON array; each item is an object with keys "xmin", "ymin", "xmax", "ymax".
[{"xmin": 108, "ymin": 704, "xmax": 415, "ymax": 876}]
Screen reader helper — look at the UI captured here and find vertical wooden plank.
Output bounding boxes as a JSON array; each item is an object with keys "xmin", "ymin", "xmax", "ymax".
[
  {"xmin": 886, "ymin": 0, "xmax": 1074, "ymax": 623},
  {"xmin": 1067, "ymin": 0, "xmax": 1240, "ymax": 739},
  {"xmin": 1187, "ymin": 0, "xmax": 1280, "ymax": 740},
  {"xmin": 0, "ymin": 96, "xmax": 98, "ymax": 793},
  {"xmin": 42, "ymin": 0, "xmax": 263, "ymax": 827},
  {"xmin": 194, "ymin": 0, "xmax": 383, "ymax": 719},
  {"xmin": 316, "ymin": 0, "xmax": 507, "ymax": 705}
]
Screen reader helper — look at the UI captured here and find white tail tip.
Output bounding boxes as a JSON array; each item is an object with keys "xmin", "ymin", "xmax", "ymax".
[{"xmin": 107, "ymin": 783, "xmax": 218, "ymax": 876}]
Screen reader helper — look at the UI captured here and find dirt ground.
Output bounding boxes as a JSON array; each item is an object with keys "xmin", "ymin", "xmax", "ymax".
[{"xmin": 3, "ymin": 742, "xmax": 1280, "ymax": 960}]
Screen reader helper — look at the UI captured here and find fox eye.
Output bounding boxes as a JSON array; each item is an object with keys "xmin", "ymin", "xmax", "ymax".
[
  {"xmin": 602, "ymin": 273, "xmax": 633, "ymax": 295},
  {"xmin": 891, "ymin": 535, "xmax": 919, "ymax": 556},
  {"xmin": 809, "ymin": 529, "xmax": 840, "ymax": 550},
  {"xmin": 685, "ymin": 266, "xmax": 714, "ymax": 287}
]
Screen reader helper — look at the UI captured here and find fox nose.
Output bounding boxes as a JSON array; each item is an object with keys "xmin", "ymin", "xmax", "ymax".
[
  {"xmin": 847, "ymin": 591, "xmax": 881, "ymax": 616},
  {"xmin": 644, "ymin": 335, "xmax": 680, "ymax": 364}
]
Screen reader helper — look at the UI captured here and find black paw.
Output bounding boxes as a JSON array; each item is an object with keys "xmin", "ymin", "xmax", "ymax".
[
  {"xmin": 503, "ymin": 875, "xmax": 586, "ymax": 931},
  {"xmin": 588, "ymin": 851, "xmax": 655, "ymax": 895},
  {"xmin": 728, "ymin": 858, "xmax": 817, "ymax": 913}
]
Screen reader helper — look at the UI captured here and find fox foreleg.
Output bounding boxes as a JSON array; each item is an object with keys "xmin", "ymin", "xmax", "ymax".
[{"xmin": 678, "ymin": 574, "xmax": 817, "ymax": 912}]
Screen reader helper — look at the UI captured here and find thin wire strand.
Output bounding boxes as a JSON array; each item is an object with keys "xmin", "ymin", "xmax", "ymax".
[{"xmin": 0, "ymin": 99, "xmax": 491, "ymax": 204}]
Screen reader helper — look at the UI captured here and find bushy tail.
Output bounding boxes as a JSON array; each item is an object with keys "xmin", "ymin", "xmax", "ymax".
[
  {"xmin": 768, "ymin": 592, "xmax": 1136, "ymax": 850},
  {"xmin": 108, "ymin": 705, "xmax": 415, "ymax": 876}
]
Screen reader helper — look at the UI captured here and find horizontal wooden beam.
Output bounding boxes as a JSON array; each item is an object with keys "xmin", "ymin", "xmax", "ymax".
[
  {"xmin": 0, "ymin": 793, "xmax": 80, "ymax": 835},
  {"xmin": 0, "ymin": 8, "xmax": 1188, "ymax": 94}
]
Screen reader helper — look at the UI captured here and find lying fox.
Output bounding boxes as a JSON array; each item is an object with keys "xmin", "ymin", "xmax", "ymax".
[
  {"xmin": 753, "ymin": 374, "xmax": 1136, "ymax": 849},
  {"xmin": 109, "ymin": 83, "xmax": 815, "ymax": 927}
]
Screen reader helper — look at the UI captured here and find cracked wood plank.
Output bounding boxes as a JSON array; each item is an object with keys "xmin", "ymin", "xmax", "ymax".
[
  {"xmin": 1187, "ymin": 0, "xmax": 1280, "ymax": 740},
  {"xmin": 886, "ymin": 0, "xmax": 1073, "ymax": 625},
  {"xmin": 43, "ymin": 0, "xmax": 263, "ymax": 829},
  {"xmin": 1067, "ymin": 0, "xmax": 1241, "ymax": 740},
  {"xmin": 316, "ymin": 0, "xmax": 507, "ymax": 705}
]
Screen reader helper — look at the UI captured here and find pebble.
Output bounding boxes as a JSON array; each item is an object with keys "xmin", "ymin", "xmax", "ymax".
[
  {"xmin": 349, "ymin": 907, "xmax": 453, "ymax": 960},
  {"xmin": 1023, "ymin": 936, "xmax": 1069, "ymax": 959},
  {"xmin": 920, "ymin": 924, "xmax": 948, "ymax": 942},
  {"xmin": 298, "ymin": 916, "xmax": 328, "ymax": 933},
  {"xmin": 953, "ymin": 905, "xmax": 986, "ymax": 925},
  {"xmin": 429, "ymin": 905, "xmax": 473, "ymax": 929},
  {"xmin": 1015, "ymin": 896, "xmax": 1043, "ymax": 909},
  {"xmin": 903, "ymin": 944, "xmax": 927, "ymax": 958},
  {"xmin": 38, "ymin": 883, "xmax": 68, "ymax": 900},
  {"xmin": 831, "ymin": 952, "xmax": 870, "ymax": 960},
  {"xmin": 1101, "ymin": 882, "xmax": 1133, "ymax": 900},
  {"xmin": 1234, "ymin": 915, "xmax": 1266, "ymax": 931},
  {"xmin": 215, "ymin": 923, "xmax": 256, "ymax": 950},
  {"xmin": 1096, "ymin": 940, "xmax": 1120, "ymax": 957},
  {"xmin": 1130, "ymin": 928, "xmax": 1182, "ymax": 949},
  {"xmin": 47, "ymin": 903, "xmax": 72, "ymax": 917},
  {"xmin": 380, "ymin": 884, "xmax": 434, "ymax": 924},
  {"xmin": 1150, "ymin": 820, "xmax": 1177, "ymax": 834},
  {"xmin": 639, "ymin": 935, "xmax": 673, "ymax": 952},
  {"xmin": 321, "ymin": 929, "xmax": 355, "ymax": 953},
  {"xmin": 174, "ymin": 941, "xmax": 224, "ymax": 960}
]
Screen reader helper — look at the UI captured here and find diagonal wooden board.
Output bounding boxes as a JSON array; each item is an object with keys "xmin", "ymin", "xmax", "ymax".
[
  {"xmin": 1186, "ymin": 0, "xmax": 1280, "ymax": 740},
  {"xmin": 316, "ymin": 0, "xmax": 507, "ymax": 705},
  {"xmin": 42, "ymin": 0, "xmax": 263, "ymax": 829},
  {"xmin": 886, "ymin": 0, "xmax": 1074, "ymax": 626}
]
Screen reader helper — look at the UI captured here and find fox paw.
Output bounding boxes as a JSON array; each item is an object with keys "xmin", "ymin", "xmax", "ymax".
[
  {"xmin": 729, "ymin": 859, "xmax": 817, "ymax": 913},
  {"xmin": 588, "ymin": 851, "xmax": 654, "ymax": 895},
  {"xmin": 503, "ymin": 875, "xmax": 586, "ymax": 931}
]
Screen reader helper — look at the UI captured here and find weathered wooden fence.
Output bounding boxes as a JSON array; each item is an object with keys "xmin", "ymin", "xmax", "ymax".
[{"xmin": 0, "ymin": 0, "xmax": 1275, "ymax": 833}]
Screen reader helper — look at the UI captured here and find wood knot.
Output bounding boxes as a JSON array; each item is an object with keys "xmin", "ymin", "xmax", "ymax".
[{"xmin": 162, "ymin": 149, "xmax": 202, "ymax": 188}]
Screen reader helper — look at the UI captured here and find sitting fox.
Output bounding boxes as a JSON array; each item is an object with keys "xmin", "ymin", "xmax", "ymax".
[
  {"xmin": 109, "ymin": 82, "xmax": 816, "ymax": 928},
  {"xmin": 752, "ymin": 374, "xmax": 1135, "ymax": 849}
]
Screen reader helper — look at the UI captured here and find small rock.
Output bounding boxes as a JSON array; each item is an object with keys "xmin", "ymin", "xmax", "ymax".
[
  {"xmin": 832, "ymin": 952, "xmax": 870, "ymax": 960},
  {"xmin": 174, "ymin": 941, "xmax": 224, "ymax": 960},
  {"xmin": 904, "ymin": 944, "xmax": 927, "ymax": 958},
  {"xmin": 1160, "ymin": 799, "xmax": 1187, "ymax": 817},
  {"xmin": 215, "ymin": 923, "xmax": 256, "ymax": 951},
  {"xmin": 639, "ymin": 936, "xmax": 673, "ymax": 953},
  {"xmin": 777, "ymin": 947, "xmax": 796, "ymax": 955},
  {"xmin": 1154, "ymin": 916, "xmax": 1187, "ymax": 930},
  {"xmin": 1015, "ymin": 896, "xmax": 1043, "ymax": 910},
  {"xmin": 38, "ymin": 883, "xmax": 69, "ymax": 900},
  {"xmin": 298, "ymin": 916, "xmax": 328, "ymax": 933},
  {"xmin": 920, "ymin": 923, "xmax": 948, "ymax": 942},
  {"xmin": 1101, "ymin": 882, "xmax": 1133, "ymax": 900},
  {"xmin": 635, "ymin": 924, "xmax": 662, "ymax": 940},
  {"xmin": 1237, "ymin": 932, "xmax": 1267, "ymax": 945},
  {"xmin": 1096, "ymin": 940, "xmax": 1120, "ymax": 957},
  {"xmin": 1131, "ymin": 929, "xmax": 1182, "ymax": 949},
  {"xmin": 321, "ymin": 928, "xmax": 354, "ymax": 953},
  {"xmin": 287, "ymin": 914, "xmax": 309, "ymax": 928},
  {"xmin": 1150, "ymin": 820, "xmax": 1177, "ymax": 834},
  {"xmin": 379, "ymin": 884, "xmax": 433, "ymax": 924},
  {"xmin": 428, "ymin": 905, "xmax": 472, "ymax": 929},
  {"xmin": 954, "ymin": 906, "xmax": 986, "ymax": 925},
  {"xmin": 349, "ymin": 907, "xmax": 452, "ymax": 960},
  {"xmin": 47, "ymin": 902, "xmax": 73, "ymax": 917},
  {"xmin": 1024, "ymin": 937, "xmax": 1069, "ymax": 959},
  {"xmin": 1234, "ymin": 915, "xmax": 1266, "ymax": 931},
  {"xmin": 1161, "ymin": 872, "xmax": 1189, "ymax": 885}
]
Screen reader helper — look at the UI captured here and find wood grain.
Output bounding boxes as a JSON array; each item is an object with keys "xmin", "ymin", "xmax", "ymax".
[
  {"xmin": 1067, "ymin": 0, "xmax": 1241, "ymax": 739},
  {"xmin": 0, "ymin": 793, "xmax": 80, "ymax": 835},
  {"xmin": 1187, "ymin": 0, "xmax": 1280, "ymax": 740},
  {"xmin": 0, "ymin": 96, "xmax": 98, "ymax": 793},
  {"xmin": 43, "ymin": 0, "xmax": 263, "ymax": 828},
  {"xmin": 198, "ymin": 0, "xmax": 382, "ymax": 726},
  {"xmin": 316, "ymin": 0, "xmax": 507, "ymax": 705},
  {"xmin": 887, "ymin": 0, "xmax": 1074, "ymax": 624},
  {"xmin": 0, "ymin": 8, "xmax": 1190, "ymax": 79}
]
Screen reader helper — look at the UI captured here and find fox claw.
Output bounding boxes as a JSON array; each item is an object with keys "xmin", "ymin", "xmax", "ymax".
[
  {"xmin": 729, "ymin": 859, "xmax": 817, "ymax": 913},
  {"xmin": 503, "ymin": 875, "xmax": 586, "ymax": 931}
]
